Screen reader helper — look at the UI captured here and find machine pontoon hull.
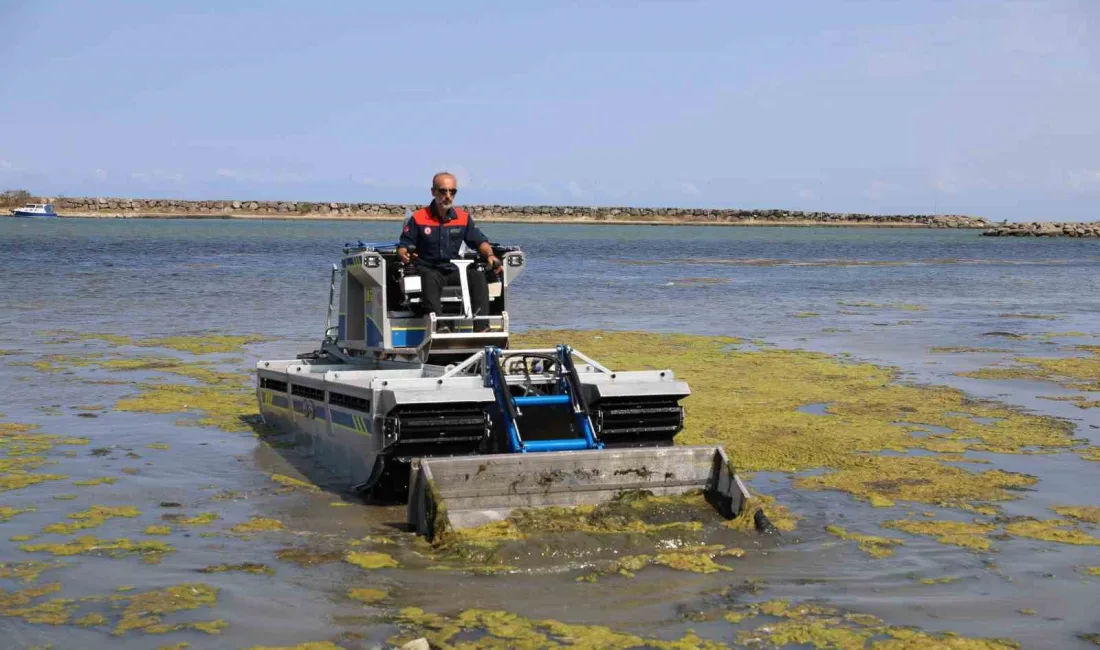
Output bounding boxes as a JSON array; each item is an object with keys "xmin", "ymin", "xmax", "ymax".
[{"xmin": 255, "ymin": 239, "xmax": 766, "ymax": 537}]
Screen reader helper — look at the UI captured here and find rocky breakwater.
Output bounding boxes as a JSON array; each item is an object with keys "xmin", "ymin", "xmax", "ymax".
[
  {"xmin": 52, "ymin": 196, "xmax": 990, "ymax": 228},
  {"xmin": 982, "ymin": 221, "xmax": 1100, "ymax": 238}
]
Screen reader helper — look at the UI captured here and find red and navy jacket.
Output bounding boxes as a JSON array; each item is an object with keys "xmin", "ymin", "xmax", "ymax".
[{"xmin": 398, "ymin": 202, "xmax": 489, "ymax": 273}]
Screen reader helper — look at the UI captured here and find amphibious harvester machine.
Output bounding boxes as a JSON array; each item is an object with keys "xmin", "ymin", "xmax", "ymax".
[{"xmin": 255, "ymin": 239, "xmax": 760, "ymax": 539}]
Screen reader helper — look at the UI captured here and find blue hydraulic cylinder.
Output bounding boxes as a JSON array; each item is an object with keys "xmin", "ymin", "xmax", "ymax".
[
  {"xmin": 523, "ymin": 438, "xmax": 593, "ymax": 452},
  {"xmin": 513, "ymin": 394, "xmax": 572, "ymax": 407}
]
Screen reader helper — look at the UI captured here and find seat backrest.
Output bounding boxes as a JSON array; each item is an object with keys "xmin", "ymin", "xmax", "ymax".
[{"xmin": 391, "ymin": 259, "xmax": 476, "ymax": 317}]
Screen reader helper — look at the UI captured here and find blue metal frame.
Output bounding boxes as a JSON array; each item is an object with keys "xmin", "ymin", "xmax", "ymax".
[
  {"xmin": 556, "ymin": 344, "xmax": 601, "ymax": 451},
  {"xmin": 484, "ymin": 345, "xmax": 602, "ymax": 453}
]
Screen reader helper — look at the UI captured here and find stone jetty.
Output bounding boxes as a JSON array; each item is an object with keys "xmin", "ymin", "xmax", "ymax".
[
  {"xmin": 44, "ymin": 196, "xmax": 991, "ymax": 228},
  {"xmin": 982, "ymin": 221, "xmax": 1100, "ymax": 238}
]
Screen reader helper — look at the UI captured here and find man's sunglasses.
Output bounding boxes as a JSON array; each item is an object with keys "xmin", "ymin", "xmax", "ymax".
[{"xmin": 433, "ymin": 187, "xmax": 458, "ymax": 196}]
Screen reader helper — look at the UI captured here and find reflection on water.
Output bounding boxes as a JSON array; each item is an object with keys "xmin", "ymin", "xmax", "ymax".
[{"xmin": 1, "ymin": 218, "xmax": 1099, "ymax": 649}]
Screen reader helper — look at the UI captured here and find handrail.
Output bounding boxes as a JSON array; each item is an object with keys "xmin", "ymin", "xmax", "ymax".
[
  {"xmin": 324, "ymin": 263, "xmax": 339, "ymax": 342},
  {"xmin": 440, "ymin": 350, "xmax": 485, "ymax": 378},
  {"xmin": 570, "ymin": 349, "xmax": 613, "ymax": 374}
]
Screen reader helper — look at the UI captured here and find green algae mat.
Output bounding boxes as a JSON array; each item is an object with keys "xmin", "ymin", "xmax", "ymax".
[
  {"xmin": 386, "ymin": 600, "xmax": 1024, "ymax": 650},
  {"xmin": 4, "ymin": 329, "xmax": 1099, "ymax": 648},
  {"xmin": 515, "ymin": 331, "xmax": 1090, "ymax": 504},
  {"xmin": 7, "ymin": 329, "xmax": 1098, "ymax": 555}
]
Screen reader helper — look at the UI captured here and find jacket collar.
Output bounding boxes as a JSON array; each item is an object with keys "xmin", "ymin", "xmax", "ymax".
[{"xmin": 428, "ymin": 200, "xmax": 457, "ymax": 222}]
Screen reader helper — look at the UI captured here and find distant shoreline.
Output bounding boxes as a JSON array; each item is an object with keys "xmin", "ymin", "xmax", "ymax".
[
  {"xmin": 43, "ymin": 210, "xmax": 985, "ymax": 229},
  {"xmin": 25, "ymin": 197, "xmax": 991, "ymax": 230}
]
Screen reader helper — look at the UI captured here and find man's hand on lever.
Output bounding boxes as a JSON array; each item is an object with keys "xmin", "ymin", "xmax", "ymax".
[
  {"xmin": 397, "ymin": 247, "xmax": 413, "ymax": 265},
  {"xmin": 478, "ymin": 242, "xmax": 502, "ymax": 275}
]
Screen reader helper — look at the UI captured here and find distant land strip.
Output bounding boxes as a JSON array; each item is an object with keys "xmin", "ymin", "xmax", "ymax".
[
  {"xmin": 980, "ymin": 221, "xmax": 1100, "ymax": 238},
  {"xmin": 35, "ymin": 196, "xmax": 996, "ymax": 229}
]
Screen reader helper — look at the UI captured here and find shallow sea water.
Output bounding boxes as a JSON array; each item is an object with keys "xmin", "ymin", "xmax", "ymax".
[{"xmin": 1, "ymin": 217, "xmax": 1099, "ymax": 649}]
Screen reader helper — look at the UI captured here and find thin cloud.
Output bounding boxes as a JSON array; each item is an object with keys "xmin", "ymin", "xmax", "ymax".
[
  {"xmin": 1049, "ymin": 166, "xmax": 1100, "ymax": 193},
  {"xmin": 438, "ymin": 165, "xmax": 472, "ymax": 188},
  {"xmin": 520, "ymin": 182, "xmax": 551, "ymax": 199},
  {"xmin": 794, "ymin": 186, "xmax": 817, "ymax": 200},
  {"xmin": 679, "ymin": 181, "xmax": 701, "ymax": 197},
  {"xmin": 931, "ymin": 169, "xmax": 965, "ymax": 195},
  {"xmin": 566, "ymin": 180, "xmax": 585, "ymax": 199},
  {"xmin": 1067, "ymin": 169, "xmax": 1100, "ymax": 191},
  {"xmin": 931, "ymin": 167, "xmax": 1004, "ymax": 195},
  {"xmin": 214, "ymin": 168, "xmax": 304, "ymax": 183},
  {"xmin": 132, "ymin": 170, "xmax": 184, "ymax": 183},
  {"xmin": 863, "ymin": 180, "xmax": 900, "ymax": 200}
]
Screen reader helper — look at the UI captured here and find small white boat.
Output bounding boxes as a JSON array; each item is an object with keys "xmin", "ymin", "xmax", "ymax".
[{"xmin": 11, "ymin": 203, "xmax": 59, "ymax": 218}]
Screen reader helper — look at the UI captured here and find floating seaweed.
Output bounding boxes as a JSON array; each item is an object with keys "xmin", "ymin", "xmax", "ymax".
[
  {"xmin": 1, "ymin": 421, "xmax": 85, "ymax": 493},
  {"xmin": 77, "ymin": 333, "xmax": 268, "ymax": 355},
  {"xmin": 579, "ymin": 545, "xmax": 745, "ymax": 581},
  {"xmin": 1002, "ymin": 519, "xmax": 1100, "ymax": 546},
  {"xmin": 270, "ymin": 473, "xmax": 320, "ymax": 492},
  {"xmin": 72, "ymin": 477, "xmax": 117, "ymax": 487},
  {"xmin": 0, "ymin": 560, "xmax": 67, "ymax": 584},
  {"xmin": 197, "ymin": 563, "xmax": 274, "ymax": 575},
  {"xmin": 930, "ymin": 347, "xmax": 1011, "ymax": 354},
  {"xmin": 728, "ymin": 599, "xmax": 1019, "ymax": 649},
  {"xmin": 391, "ymin": 606, "xmax": 725, "ymax": 650},
  {"xmin": 41, "ymin": 505, "xmax": 140, "ymax": 534},
  {"xmin": 882, "ymin": 518, "xmax": 997, "ymax": 551},
  {"xmin": 173, "ymin": 512, "xmax": 219, "ymax": 526},
  {"xmin": 274, "ymin": 548, "xmax": 345, "ymax": 567},
  {"xmin": 958, "ymin": 346, "xmax": 1100, "ymax": 392},
  {"xmin": 345, "ymin": 552, "xmax": 399, "ymax": 570},
  {"xmin": 20, "ymin": 535, "xmax": 174, "ymax": 562},
  {"xmin": 1051, "ymin": 505, "xmax": 1100, "ymax": 524},
  {"xmin": 389, "ymin": 598, "xmax": 1020, "ymax": 650},
  {"xmin": 347, "ymin": 588, "xmax": 387, "ymax": 603},
  {"xmin": 230, "ymin": 517, "xmax": 286, "ymax": 534},
  {"xmin": 242, "ymin": 643, "xmax": 343, "ymax": 650},
  {"xmin": 112, "ymin": 583, "xmax": 223, "ymax": 636},
  {"xmin": 0, "ymin": 506, "xmax": 35, "ymax": 522},
  {"xmin": 825, "ymin": 525, "xmax": 904, "ymax": 558}
]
